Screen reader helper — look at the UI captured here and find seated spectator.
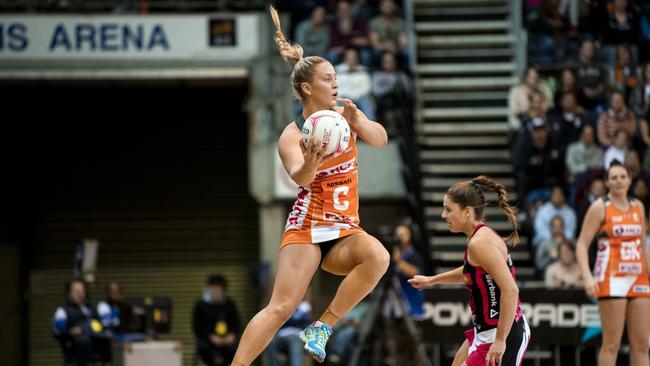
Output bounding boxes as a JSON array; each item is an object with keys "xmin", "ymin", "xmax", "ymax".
[
  {"xmin": 631, "ymin": 175, "xmax": 650, "ymax": 208},
  {"xmin": 609, "ymin": 43, "xmax": 640, "ymax": 97},
  {"xmin": 575, "ymin": 177, "xmax": 606, "ymax": 232},
  {"xmin": 545, "ymin": 242, "xmax": 584, "ymax": 288},
  {"xmin": 327, "ymin": 0, "xmax": 372, "ymax": 66},
  {"xmin": 554, "ymin": 68, "xmax": 586, "ymax": 107},
  {"xmin": 566, "ymin": 124, "xmax": 604, "ymax": 183},
  {"xmin": 548, "ymin": 92, "xmax": 588, "ymax": 147},
  {"xmin": 192, "ymin": 274, "xmax": 241, "ymax": 366},
  {"xmin": 626, "ymin": 150, "xmax": 649, "ymax": 181},
  {"xmin": 372, "ymin": 51, "xmax": 413, "ymax": 100},
  {"xmin": 535, "ymin": 216, "xmax": 567, "ymax": 273},
  {"xmin": 96, "ymin": 281, "xmax": 145, "ymax": 343},
  {"xmin": 533, "ymin": 186, "xmax": 577, "ymax": 246},
  {"xmin": 577, "ymin": 37, "xmax": 608, "ymax": 110},
  {"xmin": 294, "ymin": 6, "xmax": 330, "ymax": 58},
  {"xmin": 335, "ymin": 47, "xmax": 375, "ymax": 120},
  {"xmin": 52, "ymin": 278, "xmax": 104, "ymax": 366},
  {"xmin": 285, "ymin": 0, "xmax": 328, "ymax": 26},
  {"xmin": 508, "ymin": 66, "xmax": 552, "ymax": 131},
  {"xmin": 513, "ymin": 89, "xmax": 550, "ymax": 151},
  {"xmin": 603, "ymin": 129, "xmax": 630, "ymax": 168},
  {"xmin": 521, "ymin": 89, "xmax": 551, "ymax": 129},
  {"xmin": 602, "ymin": 0, "xmax": 640, "ymax": 46},
  {"xmin": 597, "ymin": 90, "xmax": 637, "ymax": 147},
  {"xmin": 514, "ymin": 117, "xmax": 565, "ymax": 206},
  {"xmin": 371, "ymin": 51, "xmax": 412, "ymax": 132},
  {"xmin": 266, "ymin": 298, "xmax": 311, "ymax": 366},
  {"xmin": 369, "ymin": 0, "xmax": 409, "ymax": 69},
  {"xmin": 351, "ymin": 0, "xmax": 373, "ymax": 22},
  {"xmin": 97, "ymin": 281, "xmax": 123, "ymax": 334}
]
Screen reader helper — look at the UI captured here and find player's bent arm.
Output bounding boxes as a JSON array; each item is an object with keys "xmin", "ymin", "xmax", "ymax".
[
  {"xmin": 354, "ymin": 110, "xmax": 388, "ymax": 147},
  {"xmin": 334, "ymin": 105, "xmax": 387, "ymax": 147},
  {"xmin": 408, "ymin": 265, "xmax": 464, "ymax": 289},
  {"xmin": 433, "ymin": 265, "xmax": 465, "ymax": 285},
  {"xmin": 278, "ymin": 123, "xmax": 318, "ymax": 187},
  {"xmin": 469, "ymin": 239, "xmax": 518, "ymax": 343},
  {"xmin": 576, "ymin": 199, "xmax": 604, "ymax": 280}
]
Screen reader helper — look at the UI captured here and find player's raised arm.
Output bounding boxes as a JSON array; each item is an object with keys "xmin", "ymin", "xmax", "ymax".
[{"xmin": 335, "ymin": 97, "xmax": 387, "ymax": 147}]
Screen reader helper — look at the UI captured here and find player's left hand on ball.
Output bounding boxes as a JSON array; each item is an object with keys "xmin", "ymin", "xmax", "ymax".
[{"xmin": 336, "ymin": 97, "xmax": 360, "ymax": 130}]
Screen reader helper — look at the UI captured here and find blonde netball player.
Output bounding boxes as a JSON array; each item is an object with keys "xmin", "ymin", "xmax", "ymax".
[
  {"xmin": 409, "ymin": 176, "xmax": 530, "ymax": 366},
  {"xmin": 576, "ymin": 160, "xmax": 650, "ymax": 366},
  {"xmin": 230, "ymin": 7, "xmax": 389, "ymax": 365}
]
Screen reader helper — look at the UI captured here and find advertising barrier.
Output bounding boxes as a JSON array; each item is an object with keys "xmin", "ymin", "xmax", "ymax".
[
  {"xmin": 423, "ymin": 288, "xmax": 601, "ymax": 345},
  {"xmin": 0, "ymin": 14, "xmax": 261, "ymax": 62}
]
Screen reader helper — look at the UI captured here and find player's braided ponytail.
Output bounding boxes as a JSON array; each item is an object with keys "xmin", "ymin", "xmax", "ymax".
[
  {"xmin": 447, "ymin": 176, "xmax": 520, "ymax": 247},
  {"xmin": 269, "ymin": 6, "xmax": 327, "ymax": 100}
]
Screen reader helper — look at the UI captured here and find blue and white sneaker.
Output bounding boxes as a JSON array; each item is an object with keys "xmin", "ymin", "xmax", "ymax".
[
  {"xmin": 298, "ymin": 323, "xmax": 315, "ymax": 343},
  {"xmin": 303, "ymin": 322, "xmax": 332, "ymax": 363}
]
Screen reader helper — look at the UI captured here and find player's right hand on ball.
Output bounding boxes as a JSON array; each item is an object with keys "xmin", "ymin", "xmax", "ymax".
[
  {"xmin": 302, "ymin": 137, "xmax": 331, "ymax": 168},
  {"xmin": 408, "ymin": 275, "xmax": 434, "ymax": 290}
]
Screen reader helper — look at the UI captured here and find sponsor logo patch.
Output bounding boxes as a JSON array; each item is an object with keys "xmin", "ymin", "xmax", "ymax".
[{"xmin": 633, "ymin": 285, "xmax": 650, "ymax": 293}]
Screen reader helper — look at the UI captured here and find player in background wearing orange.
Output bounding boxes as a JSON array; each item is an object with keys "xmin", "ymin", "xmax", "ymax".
[
  {"xmin": 409, "ymin": 176, "xmax": 530, "ymax": 366},
  {"xmin": 576, "ymin": 160, "xmax": 650, "ymax": 366},
  {"xmin": 230, "ymin": 6, "xmax": 389, "ymax": 365}
]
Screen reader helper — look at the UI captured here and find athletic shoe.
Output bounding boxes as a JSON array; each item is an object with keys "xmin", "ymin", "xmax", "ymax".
[{"xmin": 303, "ymin": 322, "xmax": 332, "ymax": 363}]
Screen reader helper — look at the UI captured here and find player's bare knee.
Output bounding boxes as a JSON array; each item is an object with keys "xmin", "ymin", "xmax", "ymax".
[
  {"xmin": 366, "ymin": 245, "xmax": 390, "ymax": 276},
  {"xmin": 628, "ymin": 337, "xmax": 649, "ymax": 353},
  {"xmin": 267, "ymin": 300, "xmax": 299, "ymax": 323},
  {"xmin": 378, "ymin": 246, "xmax": 390, "ymax": 271},
  {"xmin": 601, "ymin": 339, "xmax": 621, "ymax": 353}
]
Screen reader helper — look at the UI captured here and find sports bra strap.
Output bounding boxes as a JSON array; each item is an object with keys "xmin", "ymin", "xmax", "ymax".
[
  {"xmin": 469, "ymin": 223, "xmax": 487, "ymax": 240},
  {"xmin": 295, "ymin": 113, "xmax": 306, "ymax": 131}
]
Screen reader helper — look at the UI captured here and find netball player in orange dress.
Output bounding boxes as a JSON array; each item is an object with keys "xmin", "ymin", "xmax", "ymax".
[
  {"xmin": 230, "ymin": 7, "xmax": 390, "ymax": 365},
  {"xmin": 576, "ymin": 161, "xmax": 650, "ymax": 366}
]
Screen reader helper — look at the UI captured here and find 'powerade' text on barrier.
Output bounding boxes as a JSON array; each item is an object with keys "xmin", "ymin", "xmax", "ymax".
[
  {"xmin": 423, "ymin": 302, "xmax": 600, "ymax": 328},
  {"xmin": 422, "ymin": 288, "xmax": 601, "ymax": 345}
]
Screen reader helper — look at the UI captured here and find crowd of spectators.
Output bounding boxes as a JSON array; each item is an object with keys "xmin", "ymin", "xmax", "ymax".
[
  {"xmin": 287, "ymin": 0, "xmax": 414, "ymax": 135},
  {"xmin": 515, "ymin": 0, "xmax": 650, "ymax": 282},
  {"xmin": 52, "ymin": 275, "xmax": 242, "ymax": 366}
]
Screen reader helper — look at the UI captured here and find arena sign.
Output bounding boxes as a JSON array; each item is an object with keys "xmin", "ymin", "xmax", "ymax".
[
  {"xmin": 423, "ymin": 288, "xmax": 600, "ymax": 345},
  {"xmin": 0, "ymin": 14, "xmax": 260, "ymax": 61}
]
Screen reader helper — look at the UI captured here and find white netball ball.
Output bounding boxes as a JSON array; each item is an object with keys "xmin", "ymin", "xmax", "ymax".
[{"xmin": 301, "ymin": 110, "xmax": 351, "ymax": 156}]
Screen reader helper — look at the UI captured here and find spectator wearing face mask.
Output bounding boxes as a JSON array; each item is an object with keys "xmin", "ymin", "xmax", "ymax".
[{"xmin": 192, "ymin": 274, "xmax": 241, "ymax": 366}]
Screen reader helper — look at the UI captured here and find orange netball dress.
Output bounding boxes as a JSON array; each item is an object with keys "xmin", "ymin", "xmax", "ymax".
[
  {"xmin": 594, "ymin": 196, "xmax": 650, "ymax": 298},
  {"xmin": 281, "ymin": 118, "xmax": 364, "ymax": 247}
]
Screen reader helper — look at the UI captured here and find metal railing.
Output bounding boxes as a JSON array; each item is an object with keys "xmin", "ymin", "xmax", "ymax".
[{"xmin": 510, "ymin": 0, "xmax": 526, "ymax": 79}]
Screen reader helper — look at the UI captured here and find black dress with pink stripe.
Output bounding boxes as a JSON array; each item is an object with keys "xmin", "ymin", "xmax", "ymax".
[{"xmin": 462, "ymin": 224, "xmax": 530, "ymax": 366}]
